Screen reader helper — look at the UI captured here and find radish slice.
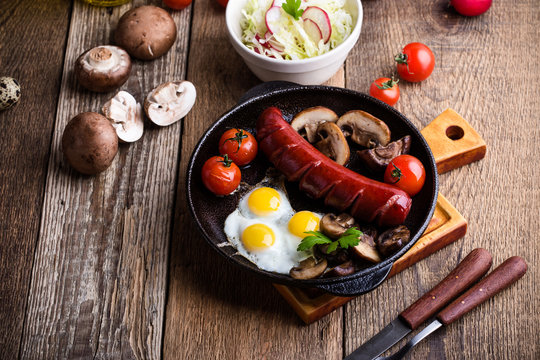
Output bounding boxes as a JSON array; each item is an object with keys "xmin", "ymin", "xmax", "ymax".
[
  {"xmin": 272, "ymin": 0, "xmax": 286, "ymax": 6},
  {"xmin": 303, "ymin": 18, "xmax": 323, "ymax": 43},
  {"xmin": 301, "ymin": 6, "xmax": 332, "ymax": 44},
  {"xmin": 255, "ymin": 33, "xmax": 270, "ymax": 48},
  {"xmin": 265, "ymin": 6, "xmax": 282, "ymax": 35},
  {"xmin": 265, "ymin": 31, "xmax": 285, "ymax": 52}
]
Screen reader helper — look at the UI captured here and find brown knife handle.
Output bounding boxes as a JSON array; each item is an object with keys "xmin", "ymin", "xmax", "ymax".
[
  {"xmin": 437, "ymin": 256, "xmax": 527, "ymax": 325},
  {"xmin": 399, "ymin": 248, "xmax": 492, "ymax": 329}
]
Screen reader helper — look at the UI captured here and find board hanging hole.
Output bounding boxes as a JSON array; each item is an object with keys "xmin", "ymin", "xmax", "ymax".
[{"xmin": 446, "ymin": 125, "xmax": 464, "ymax": 140}]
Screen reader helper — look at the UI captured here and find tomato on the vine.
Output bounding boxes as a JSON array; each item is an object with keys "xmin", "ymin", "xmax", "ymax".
[
  {"xmin": 218, "ymin": 128, "xmax": 258, "ymax": 166},
  {"xmin": 163, "ymin": 0, "xmax": 192, "ymax": 10},
  {"xmin": 384, "ymin": 155, "xmax": 426, "ymax": 196},
  {"xmin": 369, "ymin": 77, "xmax": 400, "ymax": 106},
  {"xmin": 202, "ymin": 155, "xmax": 241, "ymax": 196},
  {"xmin": 217, "ymin": 0, "xmax": 229, "ymax": 7},
  {"xmin": 395, "ymin": 43, "xmax": 435, "ymax": 82}
]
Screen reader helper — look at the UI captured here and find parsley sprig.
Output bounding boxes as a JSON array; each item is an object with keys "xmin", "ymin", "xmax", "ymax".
[
  {"xmin": 282, "ymin": 0, "xmax": 304, "ymax": 20},
  {"xmin": 297, "ymin": 227, "xmax": 363, "ymax": 254}
]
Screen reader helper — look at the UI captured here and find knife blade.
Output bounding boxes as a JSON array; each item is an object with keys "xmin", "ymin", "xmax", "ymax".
[
  {"xmin": 373, "ymin": 256, "xmax": 528, "ymax": 360},
  {"xmin": 344, "ymin": 248, "xmax": 493, "ymax": 360}
]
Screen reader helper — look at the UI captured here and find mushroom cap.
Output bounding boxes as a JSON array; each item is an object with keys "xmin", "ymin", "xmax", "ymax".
[
  {"xmin": 75, "ymin": 46, "xmax": 132, "ymax": 93},
  {"xmin": 337, "ymin": 110, "xmax": 391, "ymax": 148},
  {"xmin": 320, "ymin": 213, "xmax": 357, "ymax": 239},
  {"xmin": 0, "ymin": 77, "xmax": 21, "ymax": 111},
  {"xmin": 144, "ymin": 81, "xmax": 196, "ymax": 126},
  {"xmin": 376, "ymin": 225, "xmax": 411, "ymax": 258},
  {"xmin": 115, "ymin": 5, "xmax": 177, "ymax": 60},
  {"xmin": 62, "ymin": 112, "xmax": 119, "ymax": 175},
  {"xmin": 357, "ymin": 135, "xmax": 412, "ymax": 172},
  {"xmin": 102, "ymin": 91, "xmax": 144, "ymax": 143},
  {"xmin": 314, "ymin": 122, "xmax": 350, "ymax": 165},
  {"xmin": 291, "ymin": 106, "xmax": 338, "ymax": 143}
]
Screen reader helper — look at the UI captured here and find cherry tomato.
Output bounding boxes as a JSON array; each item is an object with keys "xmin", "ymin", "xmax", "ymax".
[
  {"xmin": 163, "ymin": 0, "xmax": 192, "ymax": 10},
  {"xmin": 384, "ymin": 155, "xmax": 426, "ymax": 196},
  {"xmin": 369, "ymin": 77, "xmax": 400, "ymax": 106},
  {"xmin": 451, "ymin": 0, "xmax": 492, "ymax": 16},
  {"xmin": 202, "ymin": 155, "xmax": 241, "ymax": 196},
  {"xmin": 218, "ymin": 129, "xmax": 258, "ymax": 166},
  {"xmin": 217, "ymin": 0, "xmax": 229, "ymax": 7},
  {"xmin": 395, "ymin": 43, "xmax": 435, "ymax": 82}
]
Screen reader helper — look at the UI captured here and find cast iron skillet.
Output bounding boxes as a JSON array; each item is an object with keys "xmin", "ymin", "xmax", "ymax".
[{"xmin": 186, "ymin": 82, "xmax": 438, "ymax": 296}]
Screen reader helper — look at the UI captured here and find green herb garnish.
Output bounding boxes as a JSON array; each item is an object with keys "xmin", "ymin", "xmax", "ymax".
[
  {"xmin": 297, "ymin": 227, "xmax": 363, "ymax": 254},
  {"xmin": 282, "ymin": 0, "xmax": 304, "ymax": 20}
]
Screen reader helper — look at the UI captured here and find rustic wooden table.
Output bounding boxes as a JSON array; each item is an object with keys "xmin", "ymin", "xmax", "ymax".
[{"xmin": 1, "ymin": 0, "xmax": 538, "ymax": 359}]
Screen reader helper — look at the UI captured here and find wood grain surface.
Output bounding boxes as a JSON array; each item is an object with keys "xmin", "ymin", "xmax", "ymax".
[
  {"xmin": 0, "ymin": 1, "xmax": 71, "ymax": 357},
  {"xmin": 0, "ymin": 0, "xmax": 538, "ymax": 359}
]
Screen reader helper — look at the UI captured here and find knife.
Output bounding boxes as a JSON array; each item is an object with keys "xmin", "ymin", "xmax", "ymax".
[
  {"xmin": 374, "ymin": 255, "xmax": 528, "ymax": 360},
  {"xmin": 344, "ymin": 248, "xmax": 493, "ymax": 360}
]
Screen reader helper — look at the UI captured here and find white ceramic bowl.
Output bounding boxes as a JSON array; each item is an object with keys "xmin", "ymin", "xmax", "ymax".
[{"xmin": 225, "ymin": 0, "xmax": 363, "ymax": 85}]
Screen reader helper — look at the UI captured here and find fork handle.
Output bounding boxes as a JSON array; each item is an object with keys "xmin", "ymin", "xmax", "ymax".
[
  {"xmin": 399, "ymin": 248, "xmax": 492, "ymax": 329},
  {"xmin": 437, "ymin": 256, "xmax": 527, "ymax": 325}
]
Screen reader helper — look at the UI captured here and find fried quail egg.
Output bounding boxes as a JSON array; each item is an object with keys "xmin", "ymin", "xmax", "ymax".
[{"xmin": 224, "ymin": 178, "xmax": 322, "ymax": 274}]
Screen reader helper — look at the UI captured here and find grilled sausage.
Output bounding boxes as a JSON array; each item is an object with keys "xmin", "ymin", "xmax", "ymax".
[{"xmin": 256, "ymin": 107, "xmax": 412, "ymax": 227}]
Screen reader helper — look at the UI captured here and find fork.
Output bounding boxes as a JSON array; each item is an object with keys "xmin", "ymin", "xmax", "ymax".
[{"xmin": 376, "ymin": 256, "xmax": 527, "ymax": 360}]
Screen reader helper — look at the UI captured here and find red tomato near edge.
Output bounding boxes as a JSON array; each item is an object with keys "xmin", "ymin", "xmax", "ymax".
[
  {"xmin": 369, "ymin": 77, "xmax": 400, "ymax": 106},
  {"xmin": 395, "ymin": 43, "xmax": 435, "ymax": 82},
  {"xmin": 217, "ymin": 0, "xmax": 229, "ymax": 7},
  {"xmin": 384, "ymin": 155, "xmax": 426, "ymax": 197},
  {"xmin": 163, "ymin": 0, "xmax": 192, "ymax": 10},
  {"xmin": 218, "ymin": 129, "xmax": 258, "ymax": 166},
  {"xmin": 202, "ymin": 155, "xmax": 241, "ymax": 196}
]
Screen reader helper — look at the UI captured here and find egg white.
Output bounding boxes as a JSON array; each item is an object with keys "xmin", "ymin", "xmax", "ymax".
[{"xmin": 223, "ymin": 180, "xmax": 322, "ymax": 274}]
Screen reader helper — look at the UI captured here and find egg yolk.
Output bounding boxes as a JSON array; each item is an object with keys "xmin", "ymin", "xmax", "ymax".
[
  {"xmin": 242, "ymin": 223, "xmax": 276, "ymax": 252},
  {"xmin": 288, "ymin": 211, "xmax": 320, "ymax": 238},
  {"xmin": 247, "ymin": 187, "xmax": 281, "ymax": 216}
]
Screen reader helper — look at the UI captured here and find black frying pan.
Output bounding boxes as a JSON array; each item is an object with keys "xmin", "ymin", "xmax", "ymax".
[{"xmin": 186, "ymin": 82, "xmax": 438, "ymax": 296}]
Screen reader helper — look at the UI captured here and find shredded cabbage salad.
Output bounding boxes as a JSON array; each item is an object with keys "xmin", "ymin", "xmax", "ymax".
[{"xmin": 240, "ymin": 0, "xmax": 354, "ymax": 60}]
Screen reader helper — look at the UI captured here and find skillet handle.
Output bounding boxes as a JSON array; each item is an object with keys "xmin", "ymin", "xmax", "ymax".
[
  {"xmin": 238, "ymin": 81, "xmax": 301, "ymax": 105},
  {"xmin": 314, "ymin": 262, "xmax": 393, "ymax": 297}
]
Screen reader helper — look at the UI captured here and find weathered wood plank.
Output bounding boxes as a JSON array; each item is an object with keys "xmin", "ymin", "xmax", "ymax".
[
  {"xmin": 163, "ymin": 1, "xmax": 344, "ymax": 359},
  {"xmin": 0, "ymin": 0, "xmax": 71, "ymax": 357},
  {"xmin": 344, "ymin": 1, "xmax": 539, "ymax": 359},
  {"xmin": 19, "ymin": 0, "xmax": 191, "ymax": 358}
]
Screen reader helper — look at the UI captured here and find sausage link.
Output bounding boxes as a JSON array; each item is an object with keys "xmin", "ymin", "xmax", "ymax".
[{"xmin": 256, "ymin": 107, "xmax": 411, "ymax": 227}]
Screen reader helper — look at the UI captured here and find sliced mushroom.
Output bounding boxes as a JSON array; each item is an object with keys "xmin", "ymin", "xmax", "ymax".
[
  {"xmin": 291, "ymin": 106, "xmax": 338, "ymax": 143},
  {"xmin": 74, "ymin": 45, "xmax": 131, "ymax": 93},
  {"xmin": 324, "ymin": 260, "xmax": 356, "ymax": 278},
  {"xmin": 314, "ymin": 122, "xmax": 350, "ymax": 165},
  {"xmin": 376, "ymin": 225, "xmax": 411, "ymax": 258},
  {"xmin": 320, "ymin": 213, "xmax": 357, "ymax": 239},
  {"xmin": 357, "ymin": 136, "xmax": 412, "ymax": 172},
  {"xmin": 102, "ymin": 91, "xmax": 144, "ymax": 143},
  {"xmin": 351, "ymin": 227, "xmax": 381, "ymax": 264},
  {"xmin": 336, "ymin": 110, "xmax": 391, "ymax": 148},
  {"xmin": 290, "ymin": 257, "xmax": 328, "ymax": 279},
  {"xmin": 144, "ymin": 81, "xmax": 196, "ymax": 126}
]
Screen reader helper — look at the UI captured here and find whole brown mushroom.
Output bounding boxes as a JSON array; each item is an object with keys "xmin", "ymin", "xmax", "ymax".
[
  {"xmin": 62, "ymin": 112, "xmax": 119, "ymax": 175},
  {"xmin": 115, "ymin": 5, "xmax": 177, "ymax": 60},
  {"xmin": 74, "ymin": 45, "xmax": 131, "ymax": 92}
]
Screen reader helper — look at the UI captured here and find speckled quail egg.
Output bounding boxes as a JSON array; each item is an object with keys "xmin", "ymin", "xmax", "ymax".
[{"xmin": 0, "ymin": 77, "xmax": 21, "ymax": 111}]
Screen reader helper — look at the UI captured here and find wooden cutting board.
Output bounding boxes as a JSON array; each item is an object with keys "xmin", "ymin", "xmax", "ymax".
[{"xmin": 273, "ymin": 109, "xmax": 486, "ymax": 324}]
